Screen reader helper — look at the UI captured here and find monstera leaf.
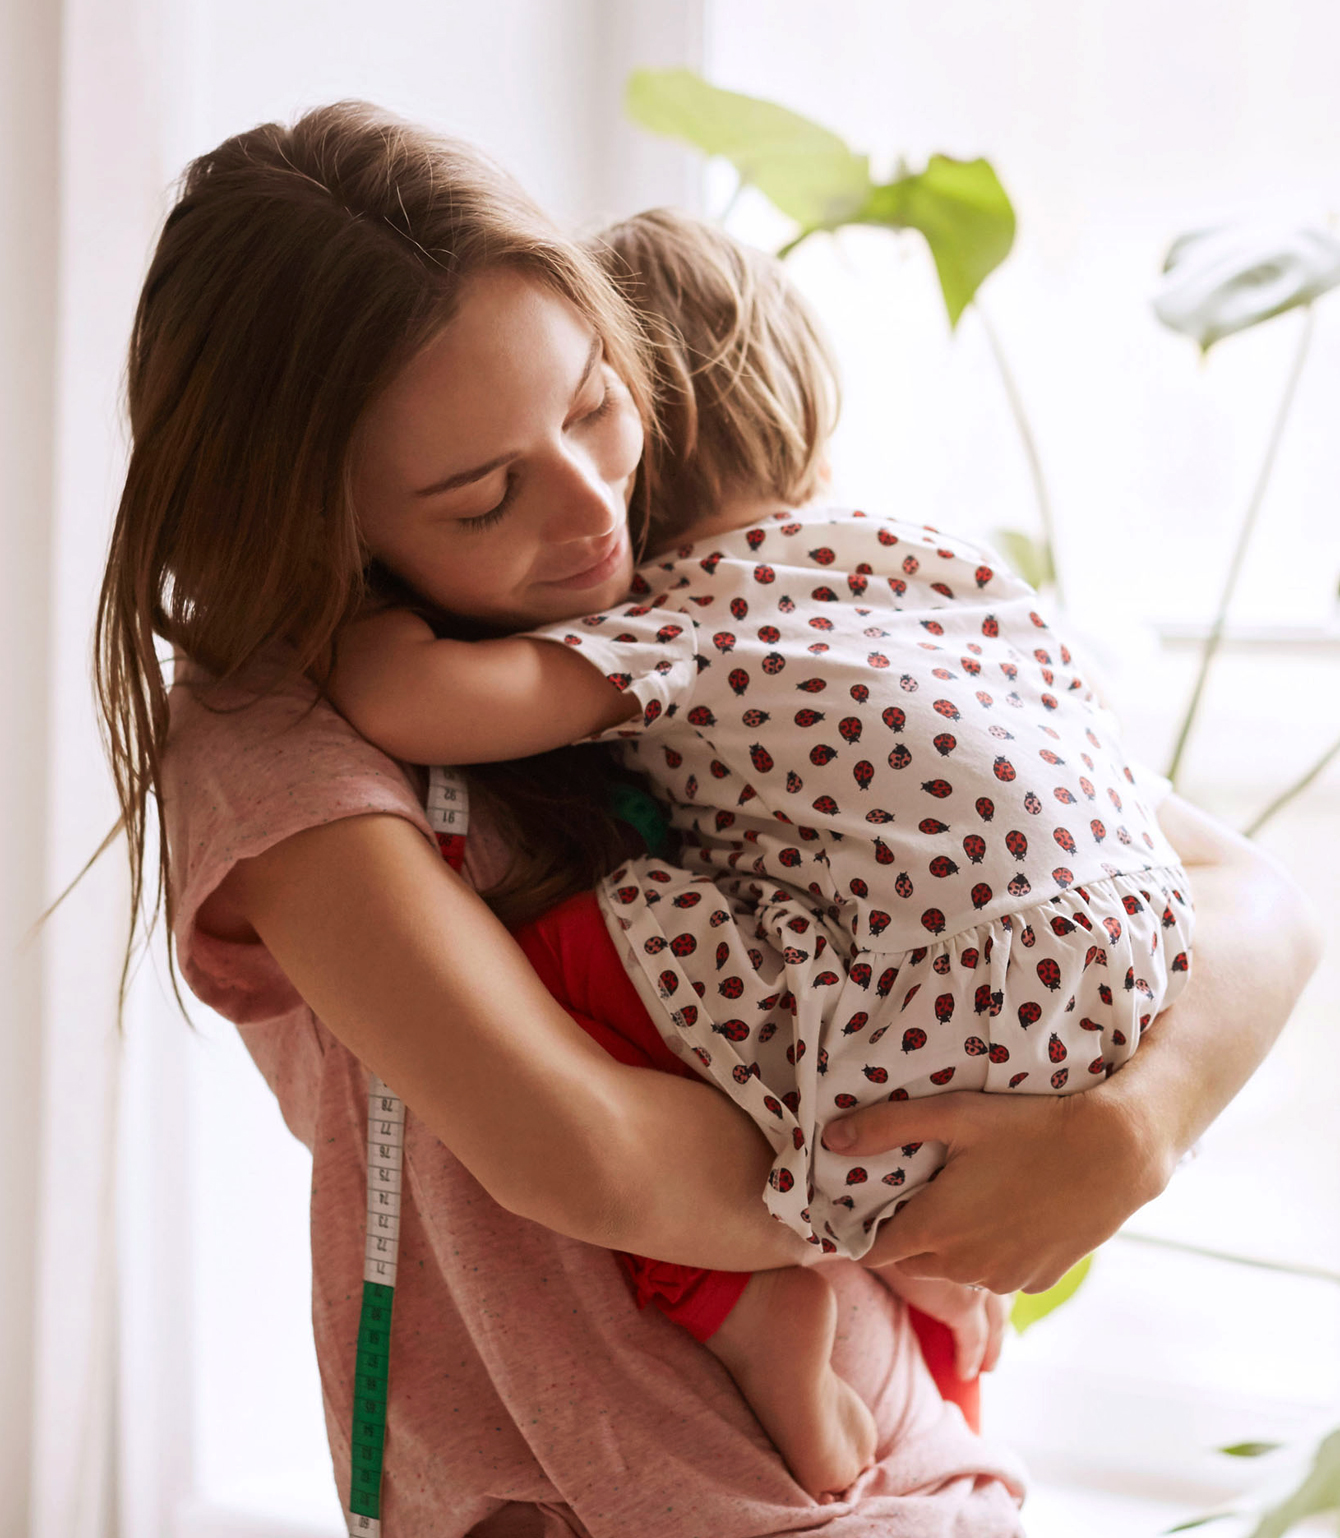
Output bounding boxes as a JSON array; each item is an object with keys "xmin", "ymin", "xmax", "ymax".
[
  {"xmin": 1154, "ymin": 225, "xmax": 1340, "ymax": 352},
  {"xmin": 625, "ymin": 68, "xmax": 1014, "ymax": 327},
  {"xmin": 1169, "ymin": 1429, "xmax": 1340, "ymax": 1536},
  {"xmin": 1010, "ymin": 1253, "xmax": 1093, "ymax": 1335}
]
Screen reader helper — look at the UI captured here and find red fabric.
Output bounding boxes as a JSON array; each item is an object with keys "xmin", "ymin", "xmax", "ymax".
[{"xmin": 511, "ymin": 891, "xmax": 981, "ymax": 1425}]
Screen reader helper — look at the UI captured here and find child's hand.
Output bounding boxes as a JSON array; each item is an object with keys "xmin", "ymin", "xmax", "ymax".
[{"xmin": 870, "ymin": 1268, "xmax": 1011, "ymax": 1380}]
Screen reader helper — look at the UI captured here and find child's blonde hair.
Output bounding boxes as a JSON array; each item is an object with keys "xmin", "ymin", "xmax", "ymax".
[{"xmin": 592, "ymin": 209, "xmax": 840, "ymax": 546}]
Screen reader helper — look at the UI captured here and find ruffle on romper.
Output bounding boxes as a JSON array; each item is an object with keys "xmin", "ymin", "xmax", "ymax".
[{"xmin": 600, "ymin": 861, "xmax": 1193, "ymax": 1261}]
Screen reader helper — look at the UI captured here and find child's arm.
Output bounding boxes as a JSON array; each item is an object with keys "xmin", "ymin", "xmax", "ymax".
[{"xmin": 330, "ymin": 608, "xmax": 639, "ymax": 764}]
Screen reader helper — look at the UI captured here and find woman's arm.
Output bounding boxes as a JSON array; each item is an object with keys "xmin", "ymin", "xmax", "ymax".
[
  {"xmin": 220, "ymin": 810, "xmax": 810, "ymax": 1271},
  {"xmin": 329, "ymin": 608, "xmax": 635, "ymax": 764},
  {"xmin": 831, "ymin": 793, "xmax": 1323, "ymax": 1294}
]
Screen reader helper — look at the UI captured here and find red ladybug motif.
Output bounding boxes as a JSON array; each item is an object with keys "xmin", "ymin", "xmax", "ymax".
[
  {"xmin": 644, "ymin": 936, "xmax": 667, "ymax": 954},
  {"xmin": 868, "ymin": 910, "xmax": 891, "ymax": 938},
  {"xmin": 929, "ymin": 855, "xmax": 960, "ymax": 878},
  {"xmin": 727, "ymin": 668, "xmax": 750, "ymax": 696},
  {"xmin": 843, "ymin": 1012, "xmax": 870, "ymax": 1036},
  {"xmin": 731, "ymin": 1064, "xmax": 752, "ymax": 1085},
  {"xmin": 877, "ymin": 967, "xmax": 899, "ymax": 997},
  {"xmin": 794, "ymin": 708, "xmax": 825, "ymax": 728},
  {"xmin": 709, "ymin": 759, "xmax": 730, "ymax": 781},
  {"xmin": 961, "ymin": 946, "xmax": 981, "ymax": 969},
  {"xmin": 931, "ymin": 700, "xmax": 959, "ymax": 724},
  {"xmin": 714, "ymin": 1019, "xmax": 749, "ymax": 1042},
  {"xmin": 658, "ymin": 971, "xmax": 679, "ymax": 995},
  {"xmin": 929, "ymin": 1067, "xmax": 957, "ymax": 1085},
  {"xmin": 921, "ymin": 777, "xmax": 953, "ymax": 798},
  {"xmin": 642, "ymin": 700, "xmax": 663, "ymax": 727},
  {"xmin": 769, "ymin": 1167, "xmax": 793, "ymax": 1192},
  {"xmin": 921, "ymin": 908, "xmax": 947, "ymax": 935},
  {"xmin": 992, "ymin": 756, "xmax": 1017, "ymax": 783},
  {"xmin": 933, "ymin": 954, "xmax": 952, "ymax": 976},
  {"xmin": 1172, "ymin": 951, "xmax": 1189, "ymax": 973},
  {"xmin": 898, "ymin": 673, "xmax": 919, "ymax": 692},
  {"xmin": 749, "ymin": 743, "xmax": 774, "ymax": 774},
  {"xmin": 785, "ymin": 1040, "xmax": 807, "ymax": 1065},
  {"xmin": 845, "ymin": 1167, "xmax": 869, "ymax": 1185},
  {"xmin": 1054, "ymin": 827, "xmax": 1077, "ymax": 854},
  {"xmin": 792, "ymin": 1126, "xmax": 806, "ymax": 1149},
  {"xmin": 813, "ymin": 971, "xmax": 840, "ymax": 987},
  {"xmin": 1052, "ymin": 867, "xmax": 1074, "ymax": 888},
  {"xmin": 782, "ymin": 946, "xmax": 808, "ymax": 965},
  {"xmin": 974, "ymin": 564, "xmax": 993, "ymax": 587},
  {"xmin": 877, "ymin": 527, "xmax": 899, "ymax": 546},
  {"xmin": 874, "ymin": 839, "xmax": 894, "ymax": 866},
  {"xmin": 933, "ymin": 994, "xmax": 956, "ymax": 1026},
  {"xmin": 968, "ymin": 882, "xmax": 992, "ymax": 910},
  {"xmin": 762, "ymin": 1096, "xmax": 784, "ymax": 1120},
  {"xmin": 888, "ymin": 577, "xmax": 907, "ymax": 597},
  {"xmin": 1038, "ymin": 749, "xmax": 1065, "ymax": 767},
  {"xmin": 811, "ymin": 585, "xmax": 839, "ymax": 602},
  {"xmin": 868, "ymin": 652, "xmax": 890, "ymax": 669},
  {"xmin": 1102, "ymin": 917, "xmax": 1123, "ymax": 944},
  {"xmin": 785, "ymin": 770, "xmax": 803, "ymax": 794},
  {"xmin": 865, "ymin": 808, "xmax": 894, "ymax": 824},
  {"xmin": 1053, "ymin": 788, "xmax": 1077, "ymax": 808},
  {"xmin": 962, "ymin": 834, "xmax": 987, "ymax": 863},
  {"xmin": 753, "ymin": 564, "xmax": 775, "ymax": 585},
  {"xmin": 744, "ymin": 528, "xmax": 766, "ymax": 551},
  {"xmin": 712, "ymin": 631, "xmax": 736, "ymax": 654},
  {"xmin": 933, "ymin": 733, "xmax": 958, "ymax": 757},
  {"xmin": 1089, "ymin": 819, "xmax": 1107, "ymax": 842},
  {"xmin": 718, "ymin": 976, "xmax": 744, "ymax": 999},
  {"xmin": 889, "ymin": 744, "xmax": 913, "ymax": 770},
  {"xmin": 1047, "ymin": 1032, "xmax": 1068, "ymax": 1063},
  {"xmin": 931, "ymin": 581, "xmax": 954, "ymax": 599},
  {"xmin": 811, "ymin": 794, "xmax": 839, "ymax": 816},
  {"xmin": 834, "ymin": 1093, "xmax": 858, "ymax": 1109},
  {"xmin": 848, "ymin": 572, "xmax": 869, "ymax": 596},
  {"xmin": 882, "ymin": 1168, "xmax": 907, "ymax": 1187},
  {"xmin": 1050, "ymin": 915, "xmax": 1076, "ymax": 937},
  {"xmin": 902, "ymin": 554, "xmax": 920, "ymax": 575},
  {"xmin": 849, "ymin": 880, "xmax": 870, "ymax": 901},
  {"xmin": 795, "ymin": 676, "xmax": 826, "ymax": 693},
  {"xmin": 670, "ymin": 934, "xmax": 697, "ymax": 958},
  {"xmin": 964, "ymin": 1035, "xmax": 988, "ymax": 1056},
  {"xmin": 1009, "ymin": 1072, "xmax": 1030, "ymax": 1088},
  {"xmin": 918, "ymin": 818, "xmax": 948, "ymax": 836},
  {"xmin": 1037, "ymin": 958, "xmax": 1063, "ymax": 992},
  {"xmin": 810, "ymin": 744, "xmax": 838, "ymax": 767},
  {"xmin": 988, "ymin": 1042, "xmax": 1011, "ymax": 1064},
  {"xmin": 714, "ymin": 810, "xmax": 735, "ymax": 832},
  {"xmin": 1088, "ymin": 1057, "xmax": 1107, "ymax": 1076},
  {"xmin": 690, "ymin": 1047, "xmax": 711, "ymax": 1068},
  {"xmin": 852, "ymin": 760, "xmax": 875, "ymax": 791},
  {"xmin": 1121, "ymin": 894, "xmax": 1145, "ymax": 916},
  {"xmin": 687, "ymin": 705, "xmax": 716, "ymax": 728},
  {"xmin": 1018, "ymin": 1000, "xmax": 1042, "ymax": 1029},
  {"xmin": 894, "ymin": 871, "xmax": 914, "ymax": 898},
  {"xmin": 1005, "ymin": 829, "xmax": 1029, "ymax": 861},
  {"xmin": 981, "ymin": 614, "xmax": 1000, "ymax": 638},
  {"xmin": 778, "ymin": 848, "xmax": 802, "ymax": 867},
  {"xmin": 729, "ymin": 597, "xmax": 749, "ymax": 621},
  {"xmin": 838, "ymin": 716, "xmax": 863, "ymax": 744},
  {"xmin": 663, "ymin": 746, "xmax": 684, "ymax": 770},
  {"xmin": 863, "ymin": 1065, "xmax": 889, "ymax": 1084},
  {"xmin": 739, "ymin": 711, "xmax": 769, "ymax": 732},
  {"xmin": 1007, "ymin": 874, "xmax": 1032, "ymax": 898},
  {"xmin": 882, "ymin": 706, "xmax": 906, "ymax": 733},
  {"xmin": 809, "ymin": 545, "xmax": 836, "ymax": 565}
]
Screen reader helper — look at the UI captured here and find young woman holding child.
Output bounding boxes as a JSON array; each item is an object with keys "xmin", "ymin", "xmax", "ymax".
[{"xmin": 98, "ymin": 102, "xmax": 1319, "ymax": 1536}]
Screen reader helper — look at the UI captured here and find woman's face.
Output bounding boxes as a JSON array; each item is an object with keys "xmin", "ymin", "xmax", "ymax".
[{"xmin": 354, "ymin": 267, "xmax": 644, "ymax": 630}]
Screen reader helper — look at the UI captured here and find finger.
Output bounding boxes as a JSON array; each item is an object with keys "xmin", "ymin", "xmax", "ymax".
[
  {"xmin": 821, "ymin": 1090, "xmax": 984, "ymax": 1154},
  {"xmin": 953, "ymin": 1301, "xmax": 989, "ymax": 1380},
  {"xmin": 981, "ymin": 1293, "xmax": 1012, "ymax": 1373}
]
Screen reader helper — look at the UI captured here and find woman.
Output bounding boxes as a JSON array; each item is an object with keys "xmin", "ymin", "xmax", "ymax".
[{"xmin": 98, "ymin": 102, "xmax": 1319, "ymax": 1536}]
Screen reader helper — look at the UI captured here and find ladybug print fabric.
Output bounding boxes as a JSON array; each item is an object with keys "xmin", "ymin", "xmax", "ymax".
[{"xmin": 526, "ymin": 509, "xmax": 1195, "ymax": 1257}]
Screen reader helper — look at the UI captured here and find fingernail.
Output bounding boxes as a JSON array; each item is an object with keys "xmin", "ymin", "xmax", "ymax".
[{"xmin": 823, "ymin": 1120, "xmax": 855, "ymax": 1151}]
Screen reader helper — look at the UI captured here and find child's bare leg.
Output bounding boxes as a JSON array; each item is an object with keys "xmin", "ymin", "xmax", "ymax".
[{"xmin": 704, "ymin": 1265, "xmax": 878, "ymax": 1501}]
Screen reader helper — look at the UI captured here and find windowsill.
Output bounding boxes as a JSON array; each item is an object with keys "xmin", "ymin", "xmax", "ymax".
[{"xmin": 1155, "ymin": 622, "xmax": 1340, "ymax": 654}]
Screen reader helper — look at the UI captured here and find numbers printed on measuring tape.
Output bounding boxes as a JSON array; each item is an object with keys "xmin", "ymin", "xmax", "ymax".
[{"xmin": 347, "ymin": 768, "xmax": 470, "ymax": 1537}]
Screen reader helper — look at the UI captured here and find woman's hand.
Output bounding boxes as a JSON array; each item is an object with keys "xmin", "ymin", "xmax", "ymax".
[
  {"xmin": 872, "ymin": 1268, "xmax": 1011, "ymax": 1379},
  {"xmin": 823, "ymin": 793, "xmax": 1322, "ymax": 1294}
]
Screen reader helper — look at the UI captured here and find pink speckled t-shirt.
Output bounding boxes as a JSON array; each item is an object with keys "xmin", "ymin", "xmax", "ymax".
[{"xmin": 163, "ymin": 659, "xmax": 1026, "ymax": 1538}]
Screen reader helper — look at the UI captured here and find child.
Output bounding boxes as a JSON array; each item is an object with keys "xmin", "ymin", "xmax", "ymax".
[{"xmin": 330, "ymin": 209, "xmax": 1193, "ymax": 1498}]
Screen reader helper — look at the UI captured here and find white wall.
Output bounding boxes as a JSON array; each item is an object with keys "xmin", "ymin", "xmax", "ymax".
[{"xmin": 0, "ymin": 0, "xmax": 61, "ymax": 1530}]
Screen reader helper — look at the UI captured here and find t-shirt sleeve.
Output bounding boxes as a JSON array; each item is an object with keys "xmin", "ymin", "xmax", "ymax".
[
  {"xmin": 163, "ymin": 666, "xmax": 435, "ymax": 1025},
  {"xmin": 523, "ymin": 602, "xmax": 701, "ymax": 741}
]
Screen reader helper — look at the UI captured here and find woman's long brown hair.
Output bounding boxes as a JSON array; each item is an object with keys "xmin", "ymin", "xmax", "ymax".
[{"xmin": 94, "ymin": 101, "xmax": 653, "ymax": 1010}]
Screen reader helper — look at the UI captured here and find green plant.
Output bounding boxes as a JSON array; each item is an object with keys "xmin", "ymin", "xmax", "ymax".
[{"xmin": 1169, "ymin": 1429, "xmax": 1340, "ymax": 1536}]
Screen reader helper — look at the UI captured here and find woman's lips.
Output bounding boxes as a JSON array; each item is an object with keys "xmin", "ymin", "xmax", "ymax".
[{"xmin": 545, "ymin": 527, "xmax": 629, "ymax": 590}]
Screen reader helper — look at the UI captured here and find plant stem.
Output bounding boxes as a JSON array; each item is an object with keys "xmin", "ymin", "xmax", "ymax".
[
  {"xmin": 1116, "ymin": 1227, "xmax": 1340, "ymax": 1287},
  {"xmin": 1243, "ymin": 728, "xmax": 1340, "ymax": 839},
  {"xmin": 1165, "ymin": 307, "xmax": 1316, "ymax": 787},
  {"xmin": 975, "ymin": 302, "xmax": 1064, "ymax": 610}
]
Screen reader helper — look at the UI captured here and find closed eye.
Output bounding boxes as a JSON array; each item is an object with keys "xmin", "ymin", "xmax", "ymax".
[{"xmin": 460, "ymin": 473, "xmax": 518, "ymax": 532}]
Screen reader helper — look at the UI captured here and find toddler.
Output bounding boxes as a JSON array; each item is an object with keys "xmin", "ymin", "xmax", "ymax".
[{"xmin": 331, "ymin": 210, "xmax": 1193, "ymax": 1498}]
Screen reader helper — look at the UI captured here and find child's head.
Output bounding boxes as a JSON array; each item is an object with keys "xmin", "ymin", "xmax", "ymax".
[{"xmin": 591, "ymin": 209, "xmax": 840, "ymax": 547}]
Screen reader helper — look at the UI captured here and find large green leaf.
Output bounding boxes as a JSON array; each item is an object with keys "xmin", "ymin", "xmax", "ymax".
[
  {"xmin": 1010, "ymin": 1253, "xmax": 1092, "ymax": 1335},
  {"xmin": 860, "ymin": 155, "xmax": 1016, "ymax": 325},
  {"xmin": 992, "ymin": 527, "xmax": 1055, "ymax": 591},
  {"xmin": 1243, "ymin": 1428, "xmax": 1340, "ymax": 1538},
  {"xmin": 625, "ymin": 68, "xmax": 872, "ymax": 230}
]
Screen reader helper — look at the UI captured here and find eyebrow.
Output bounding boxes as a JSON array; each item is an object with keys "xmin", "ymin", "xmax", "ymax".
[{"xmin": 412, "ymin": 333, "xmax": 604, "ymax": 499}]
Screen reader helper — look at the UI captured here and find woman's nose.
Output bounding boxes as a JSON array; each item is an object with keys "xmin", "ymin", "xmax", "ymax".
[{"xmin": 543, "ymin": 447, "xmax": 621, "ymax": 542}]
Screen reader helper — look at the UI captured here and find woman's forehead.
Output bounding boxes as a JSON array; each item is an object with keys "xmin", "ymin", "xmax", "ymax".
[{"xmin": 361, "ymin": 270, "xmax": 597, "ymax": 488}]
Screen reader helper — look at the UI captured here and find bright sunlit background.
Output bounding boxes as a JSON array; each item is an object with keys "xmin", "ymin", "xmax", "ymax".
[{"xmin": 2, "ymin": 3, "xmax": 1336, "ymax": 1536}]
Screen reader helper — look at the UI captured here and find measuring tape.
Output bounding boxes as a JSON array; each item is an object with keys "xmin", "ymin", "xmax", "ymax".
[{"xmin": 346, "ymin": 765, "xmax": 470, "ymax": 1537}]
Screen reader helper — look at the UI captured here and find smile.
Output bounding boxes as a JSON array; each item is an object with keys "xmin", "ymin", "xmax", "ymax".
[{"xmin": 544, "ymin": 527, "xmax": 629, "ymax": 590}]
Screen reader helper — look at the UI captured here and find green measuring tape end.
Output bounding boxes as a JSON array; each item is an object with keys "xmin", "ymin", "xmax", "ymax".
[
  {"xmin": 349, "ymin": 1280, "xmax": 396, "ymax": 1520},
  {"xmin": 608, "ymin": 782, "xmax": 671, "ymax": 858}
]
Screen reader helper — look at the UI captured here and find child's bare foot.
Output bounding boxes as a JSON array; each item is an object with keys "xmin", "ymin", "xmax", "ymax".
[{"xmin": 705, "ymin": 1265, "xmax": 878, "ymax": 1501}]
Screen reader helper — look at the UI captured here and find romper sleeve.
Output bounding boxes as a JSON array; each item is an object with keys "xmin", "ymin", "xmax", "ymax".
[
  {"xmin": 523, "ymin": 599, "xmax": 702, "ymax": 741},
  {"xmin": 163, "ymin": 659, "xmax": 436, "ymax": 1025}
]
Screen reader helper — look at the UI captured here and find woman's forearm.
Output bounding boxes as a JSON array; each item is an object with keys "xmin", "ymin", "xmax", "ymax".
[
  {"xmin": 1093, "ymin": 793, "xmax": 1323, "ymax": 1194},
  {"xmin": 225, "ymin": 811, "xmax": 809, "ymax": 1271}
]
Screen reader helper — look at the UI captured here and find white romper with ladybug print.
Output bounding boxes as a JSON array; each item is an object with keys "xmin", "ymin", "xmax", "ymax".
[{"xmin": 527, "ymin": 509, "xmax": 1193, "ymax": 1259}]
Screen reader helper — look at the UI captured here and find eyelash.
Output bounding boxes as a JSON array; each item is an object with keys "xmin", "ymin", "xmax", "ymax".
[{"xmin": 458, "ymin": 385, "xmax": 615, "ymax": 532}]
